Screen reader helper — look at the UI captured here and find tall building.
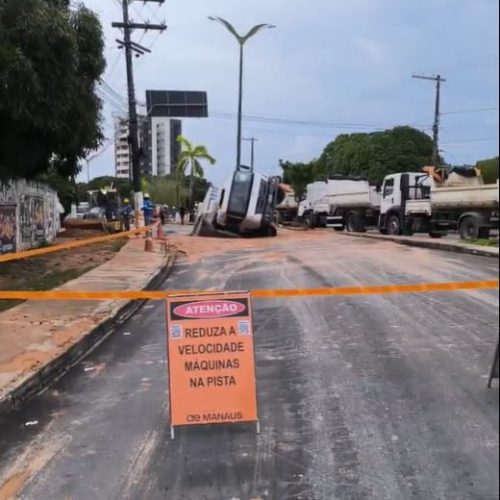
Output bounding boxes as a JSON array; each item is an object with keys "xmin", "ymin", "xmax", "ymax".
[
  {"xmin": 114, "ymin": 116, "xmax": 182, "ymax": 179},
  {"xmin": 114, "ymin": 117, "xmax": 131, "ymax": 180}
]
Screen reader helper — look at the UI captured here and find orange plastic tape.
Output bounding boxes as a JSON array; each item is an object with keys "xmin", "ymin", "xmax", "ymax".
[
  {"xmin": 0, "ymin": 280, "xmax": 497, "ymax": 301},
  {"xmin": 0, "ymin": 224, "xmax": 156, "ymax": 264}
]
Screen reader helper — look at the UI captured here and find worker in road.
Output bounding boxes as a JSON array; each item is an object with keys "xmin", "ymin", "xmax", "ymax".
[
  {"xmin": 142, "ymin": 193, "xmax": 155, "ymax": 226},
  {"xmin": 179, "ymin": 205, "xmax": 186, "ymax": 225},
  {"xmin": 121, "ymin": 198, "xmax": 133, "ymax": 231}
]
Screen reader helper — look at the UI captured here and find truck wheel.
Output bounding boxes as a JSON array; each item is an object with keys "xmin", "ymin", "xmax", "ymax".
[
  {"xmin": 304, "ymin": 213, "xmax": 314, "ymax": 229},
  {"xmin": 333, "ymin": 226, "xmax": 344, "ymax": 232},
  {"xmin": 346, "ymin": 213, "xmax": 359, "ymax": 232},
  {"xmin": 429, "ymin": 232, "xmax": 443, "ymax": 239},
  {"xmin": 387, "ymin": 215, "xmax": 402, "ymax": 236},
  {"xmin": 459, "ymin": 216, "xmax": 479, "ymax": 240},
  {"xmin": 478, "ymin": 228, "xmax": 491, "ymax": 239}
]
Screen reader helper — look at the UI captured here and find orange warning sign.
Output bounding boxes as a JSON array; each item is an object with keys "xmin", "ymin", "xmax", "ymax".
[{"xmin": 166, "ymin": 291, "xmax": 258, "ymax": 430}]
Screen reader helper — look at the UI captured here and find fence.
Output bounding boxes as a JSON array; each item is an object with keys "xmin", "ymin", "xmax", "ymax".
[{"xmin": 0, "ymin": 179, "xmax": 63, "ymax": 254}]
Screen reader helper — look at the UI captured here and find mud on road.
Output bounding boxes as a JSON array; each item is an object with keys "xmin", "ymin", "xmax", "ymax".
[{"xmin": 0, "ymin": 229, "xmax": 498, "ymax": 499}]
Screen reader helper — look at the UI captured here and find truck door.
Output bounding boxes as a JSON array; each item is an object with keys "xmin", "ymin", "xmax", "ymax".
[{"xmin": 380, "ymin": 176, "xmax": 400, "ymax": 215}]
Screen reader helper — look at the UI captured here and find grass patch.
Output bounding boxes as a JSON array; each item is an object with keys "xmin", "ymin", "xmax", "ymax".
[
  {"xmin": 0, "ymin": 267, "xmax": 95, "ymax": 313},
  {"xmin": 466, "ymin": 239, "xmax": 499, "ymax": 247},
  {"xmin": 0, "ymin": 237, "xmax": 129, "ymax": 313},
  {"xmin": 109, "ymin": 237, "xmax": 128, "ymax": 253}
]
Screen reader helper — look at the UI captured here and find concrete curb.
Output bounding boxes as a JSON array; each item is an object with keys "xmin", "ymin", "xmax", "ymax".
[
  {"xmin": 336, "ymin": 232, "xmax": 499, "ymax": 258},
  {"xmin": 0, "ymin": 251, "xmax": 177, "ymax": 417}
]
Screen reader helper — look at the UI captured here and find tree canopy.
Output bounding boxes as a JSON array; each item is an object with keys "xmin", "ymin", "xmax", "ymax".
[
  {"xmin": 320, "ymin": 126, "xmax": 435, "ymax": 183},
  {"xmin": 176, "ymin": 136, "xmax": 216, "ymax": 208},
  {"xmin": 0, "ymin": 0, "xmax": 105, "ymax": 181},
  {"xmin": 281, "ymin": 126, "xmax": 436, "ymax": 196},
  {"xmin": 476, "ymin": 156, "xmax": 499, "ymax": 184}
]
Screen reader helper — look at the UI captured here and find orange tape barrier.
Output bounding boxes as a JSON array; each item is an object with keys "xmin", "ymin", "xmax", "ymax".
[
  {"xmin": 0, "ymin": 280, "xmax": 497, "ymax": 301},
  {"xmin": 0, "ymin": 224, "xmax": 156, "ymax": 264}
]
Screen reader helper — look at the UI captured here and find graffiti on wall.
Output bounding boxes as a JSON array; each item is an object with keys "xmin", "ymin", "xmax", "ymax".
[
  {"xmin": 0, "ymin": 205, "xmax": 17, "ymax": 254},
  {"xmin": 19, "ymin": 196, "xmax": 46, "ymax": 243},
  {"xmin": 1, "ymin": 179, "xmax": 61, "ymax": 251}
]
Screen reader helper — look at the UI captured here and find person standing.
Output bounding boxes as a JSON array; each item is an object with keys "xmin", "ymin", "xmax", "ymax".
[
  {"xmin": 121, "ymin": 198, "xmax": 133, "ymax": 231},
  {"xmin": 179, "ymin": 205, "xmax": 186, "ymax": 225},
  {"xmin": 142, "ymin": 193, "xmax": 155, "ymax": 226}
]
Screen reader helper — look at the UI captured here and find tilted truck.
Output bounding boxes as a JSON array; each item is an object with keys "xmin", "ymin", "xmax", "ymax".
[
  {"xmin": 193, "ymin": 166, "xmax": 285, "ymax": 237},
  {"xmin": 298, "ymin": 167, "xmax": 499, "ymax": 240}
]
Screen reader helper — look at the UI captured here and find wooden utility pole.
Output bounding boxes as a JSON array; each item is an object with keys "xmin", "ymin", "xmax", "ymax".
[
  {"xmin": 112, "ymin": 0, "xmax": 166, "ymax": 217},
  {"xmin": 412, "ymin": 73, "xmax": 446, "ymax": 167}
]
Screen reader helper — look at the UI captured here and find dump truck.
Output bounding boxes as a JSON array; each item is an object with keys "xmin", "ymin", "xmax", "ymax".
[
  {"xmin": 379, "ymin": 167, "xmax": 499, "ymax": 239},
  {"xmin": 298, "ymin": 175, "xmax": 381, "ymax": 232},
  {"xmin": 274, "ymin": 184, "xmax": 298, "ymax": 224},
  {"xmin": 299, "ymin": 167, "xmax": 499, "ymax": 240}
]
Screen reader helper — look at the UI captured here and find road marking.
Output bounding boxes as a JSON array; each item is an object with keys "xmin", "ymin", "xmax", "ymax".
[
  {"xmin": 0, "ymin": 280, "xmax": 497, "ymax": 300},
  {"xmin": 0, "ymin": 225, "xmax": 156, "ymax": 264}
]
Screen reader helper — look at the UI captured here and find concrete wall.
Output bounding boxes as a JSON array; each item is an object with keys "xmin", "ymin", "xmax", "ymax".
[{"xmin": 0, "ymin": 179, "xmax": 62, "ymax": 254}]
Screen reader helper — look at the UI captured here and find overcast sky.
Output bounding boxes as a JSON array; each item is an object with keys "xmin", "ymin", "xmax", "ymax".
[{"xmin": 80, "ymin": 0, "xmax": 499, "ymax": 185}]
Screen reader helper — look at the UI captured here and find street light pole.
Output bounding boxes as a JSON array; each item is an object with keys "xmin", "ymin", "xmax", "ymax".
[
  {"xmin": 209, "ymin": 17, "xmax": 275, "ymax": 170},
  {"xmin": 237, "ymin": 43, "xmax": 244, "ymax": 171}
]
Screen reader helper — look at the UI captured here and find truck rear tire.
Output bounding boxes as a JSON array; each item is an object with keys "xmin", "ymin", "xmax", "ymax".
[
  {"xmin": 346, "ymin": 213, "xmax": 358, "ymax": 232},
  {"xmin": 459, "ymin": 216, "xmax": 479, "ymax": 241},
  {"xmin": 387, "ymin": 215, "xmax": 402, "ymax": 236}
]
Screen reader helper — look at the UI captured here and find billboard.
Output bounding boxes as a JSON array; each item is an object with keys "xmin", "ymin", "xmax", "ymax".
[{"xmin": 146, "ymin": 90, "xmax": 208, "ymax": 118}]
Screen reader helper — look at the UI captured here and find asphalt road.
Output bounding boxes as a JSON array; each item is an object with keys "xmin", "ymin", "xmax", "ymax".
[{"xmin": 0, "ymin": 231, "xmax": 498, "ymax": 500}]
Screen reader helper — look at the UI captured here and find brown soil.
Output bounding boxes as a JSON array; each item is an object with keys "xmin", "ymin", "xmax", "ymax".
[
  {"xmin": 167, "ymin": 227, "xmax": 330, "ymax": 263},
  {"xmin": 0, "ymin": 230, "xmax": 127, "ymax": 312}
]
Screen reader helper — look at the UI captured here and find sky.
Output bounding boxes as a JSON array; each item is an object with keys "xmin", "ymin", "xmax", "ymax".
[{"xmin": 80, "ymin": 0, "xmax": 499, "ymax": 186}]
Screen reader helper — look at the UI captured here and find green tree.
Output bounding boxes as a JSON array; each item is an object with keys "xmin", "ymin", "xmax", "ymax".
[
  {"xmin": 176, "ymin": 136, "xmax": 216, "ymax": 208},
  {"xmin": 279, "ymin": 160, "xmax": 316, "ymax": 199},
  {"xmin": 0, "ymin": 0, "xmax": 105, "ymax": 181},
  {"xmin": 321, "ymin": 126, "xmax": 435, "ymax": 183},
  {"xmin": 476, "ymin": 156, "xmax": 499, "ymax": 184}
]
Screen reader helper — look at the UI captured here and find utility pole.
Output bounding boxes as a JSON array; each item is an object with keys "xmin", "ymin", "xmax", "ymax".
[
  {"xmin": 412, "ymin": 73, "xmax": 446, "ymax": 167},
  {"xmin": 112, "ymin": 0, "xmax": 166, "ymax": 223},
  {"xmin": 243, "ymin": 137, "xmax": 258, "ymax": 170}
]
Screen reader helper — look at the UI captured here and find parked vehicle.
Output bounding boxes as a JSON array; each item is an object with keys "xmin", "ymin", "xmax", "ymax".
[
  {"xmin": 298, "ymin": 167, "xmax": 499, "ymax": 240},
  {"xmin": 379, "ymin": 167, "xmax": 499, "ymax": 240},
  {"xmin": 275, "ymin": 185, "xmax": 298, "ymax": 224},
  {"xmin": 298, "ymin": 175, "xmax": 381, "ymax": 232},
  {"xmin": 193, "ymin": 166, "xmax": 285, "ymax": 237}
]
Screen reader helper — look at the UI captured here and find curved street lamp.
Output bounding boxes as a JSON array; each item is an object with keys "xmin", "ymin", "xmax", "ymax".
[{"xmin": 209, "ymin": 16, "xmax": 275, "ymax": 171}]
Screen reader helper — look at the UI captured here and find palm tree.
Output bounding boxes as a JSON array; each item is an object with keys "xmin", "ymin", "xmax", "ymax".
[{"xmin": 176, "ymin": 136, "xmax": 216, "ymax": 209}]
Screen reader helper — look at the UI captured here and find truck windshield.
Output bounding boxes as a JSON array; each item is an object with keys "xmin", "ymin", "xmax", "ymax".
[{"xmin": 227, "ymin": 171, "xmax": 254, "ymax": 218}]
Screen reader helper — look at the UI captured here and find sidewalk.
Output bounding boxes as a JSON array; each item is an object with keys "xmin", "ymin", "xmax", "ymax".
[
  {"xmin": 0, "ymin": 236, "xmax": 173, "ymax": 415},
  {"xmin": 336, "ymin": 231, "xmax": 499, "ymax": 258}
]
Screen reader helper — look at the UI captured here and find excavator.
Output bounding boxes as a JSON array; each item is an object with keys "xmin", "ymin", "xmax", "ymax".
[
  {"xmin": 193, "ymin": 166, "xmax": 285, "ymax": 237},
  {"xmin": 64, "ymin": 186, "xmax": 124, "ymax": 233}
]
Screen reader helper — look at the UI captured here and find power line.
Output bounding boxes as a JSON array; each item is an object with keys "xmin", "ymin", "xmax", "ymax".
[
  {"xmin": 442, "ymin": 107, "xmax": 499, "ymax": 116},
  {"xmin": 442, "ymin": 136, "xmax": 498, "ymax": 144}
]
